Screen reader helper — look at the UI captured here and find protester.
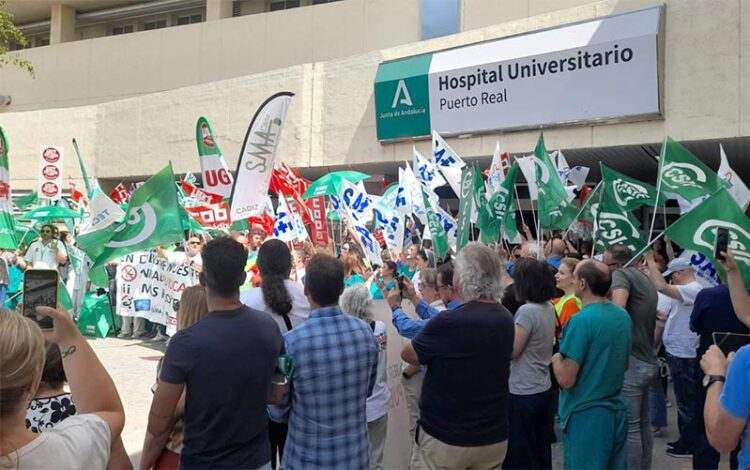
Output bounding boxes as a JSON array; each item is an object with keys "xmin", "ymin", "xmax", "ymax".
[
  {"xmin": 4, "ymin": 247, "xmax": 22, "ymax": 310},
  {"xmin": 26, "ymin": 341, "xmax": 77, "ymax": 433},
  {"xmin": 367, "ymin": 260, "xmax": 397, "ymax": 300},
  {"xmin": 690, "ymin": 283, "xmax": 748, "ymax": 469},
  {"xmin": 340, "ymin": 284, "xmax": 391, "ymax": 470},
  {"xmin": 553, "ymin": 257, "xmax": 582, "ymax": 331},
  {"xmin": 552, "ymin": 260, "xmax": 632, "ymax": 469},
  {"xmin": 269, "ymin": 254, "xmax": 378, "ymax": 469},
  {"xmin": 342, "ymin": 252, "xmax": 366, "ymax": 287},
  {"xmin": 504, "ymin": 259, "xmax": 557, "ymax": 469},
  {"xmin": 519, "ymin": 240, "xmax": 540, "ymax": 260},
  {"xmin": 142, "ymin": 237, "xmax": 283, "ymax": 469},
  {"xmin": 701, "ymin": 344, "xmax": 750, "ymax": 470},
  {"xmin": 240, "ymin": 239, "xmax": 310, "ymax": 469},
  {"xmin": 290, "ymin": 250, "xmax": 306, "ymax": 283},
  {"xmin": 151, "ymin": 285, "xmax": 209, "ymax": 469},
  {"xmin": 0, "ymin": 248, "xmax": 12, "ymax": 307},
  {"xmin": 388, "ymin": 262, "xmax": 460, "ymax": 339},
  {"xmin": 411, "ymin": 249, "xmax": 430, "ymax": 295},
  {"xmin": 0, "ymin": 307, "xmax": 125, "ymax": 468},
  {"xmin": 399, "ymin": 245, "xmax": 419, "ymax": 280},
  {"xmin": 402, "ymin": 243, "xmax": 514, "ymax": 469},
  {"xmin": 18, "ymin": 223, "xmax": 68, "ymax": 271},
  {"xmin": 415, "ymin": 268, "xmax": 444, "ymax": 310},
  {"xmin": 645, "ymin": 253, "xmax": 703, "ymax": 458},
  {"xmin": 604, "ymin": 244, "xmax": 658, "ymax": 470},
  {"xmin": 545, "ymin": 238, "xmax": 567, "ymax": 269},
  {"xmin": 421, "ymin": 239, "xmax": 436, "ymax": 268}
]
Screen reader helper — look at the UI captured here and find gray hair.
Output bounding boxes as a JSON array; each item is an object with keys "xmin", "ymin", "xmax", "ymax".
[
  {"xmin": 339, "ymin": 284, "xmax": 374, "ymax": 321},
  {"xmin": 455, "ymin": 242, "xmax": 505, "ymax": 301}
]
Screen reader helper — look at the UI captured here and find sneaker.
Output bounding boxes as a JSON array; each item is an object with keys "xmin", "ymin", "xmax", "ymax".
[
  {"xmin": 152, "ymin": 332, "xmax": 169, "ymax": 342},
  {"xmin": 666, "ymin": 447, "xmax": 692, "ymax": 458},
  {"xmin": 132, "ymin": 330, "xmax": 149, "ymax": 338},
  {"xmin": 666, "ymin": 440, "xmax": 681, "ymax": 449},
  {"xmin": 117, "ymin": 331, "xmax": 131, "ymax": 339}
]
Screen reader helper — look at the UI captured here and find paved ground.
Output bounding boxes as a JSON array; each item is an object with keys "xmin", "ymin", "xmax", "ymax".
[{"xmin": 90, "ymin": 336, "xmax": 730, "ymax": 469}]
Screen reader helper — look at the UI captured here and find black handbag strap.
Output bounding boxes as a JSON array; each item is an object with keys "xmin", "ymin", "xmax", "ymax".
[{"xmin": 282, "ymin": 313, "xmax": 293, "ymax": 332}]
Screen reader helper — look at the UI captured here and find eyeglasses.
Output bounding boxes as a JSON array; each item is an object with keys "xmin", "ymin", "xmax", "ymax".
[
  {"xmin": 41, "ymin": 230, "xmax": 52, "ymax": 233},
  {"xmin": 436, "ymin": 284, "xmax": 451, "ymax": 291}
]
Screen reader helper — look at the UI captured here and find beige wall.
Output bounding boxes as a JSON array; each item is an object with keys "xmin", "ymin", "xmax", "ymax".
[
  {"xmin": 1, "ymin": 0, "xmax": 421, "ymax": 112},
  {"xmin": 0, "ymin": 0, "xmax": 747, "ymax": 191}
]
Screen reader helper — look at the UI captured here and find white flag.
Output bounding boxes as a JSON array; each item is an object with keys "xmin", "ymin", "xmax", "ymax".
[
  {"xmin": 395, "ymin": 167, "xmax": 412, "ymax": 216},
  {"xmin": 516, "ymin": 156, "xmax": 539, "ymax": 200},
  {"xmin": 374, "ymin": 207, "xmax": 404, "ymax": 253},
  {"xmin": 435, "ymin": 205, "xmax": 457, "ymax": 241},
  {"xmin": 230, "ymin": 92, "xmax": 294, "ymax": 221},
  {"xmin": 551, "ymin": 150, "xmax": 570, "ymax": 185},
  {"xmin": 487, "ymin": 142, "xmax": 506, "ymax": 194},
  {"xmin": 413, "ymin": 146, "xmax": 447, "ymax": 190},
  {"xmin": 432, "ymin": 131, "xmax": 466, "ymax": 198},
  {"xmin": 567, "ymin": 166, "xmax": 590, "ymax": 190},
  {"xmin": 719, "ymin": 144, "xmax": 750, "ymax": 211},
  {"xmin": 79, "ymin": 189, "xmax": 125, "ymax": 236},
  {"xmin": 273, "ymin": 194, "xmax": 296, "ymax": 242}
]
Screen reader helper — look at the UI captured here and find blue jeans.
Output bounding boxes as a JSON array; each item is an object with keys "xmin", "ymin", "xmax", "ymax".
[
  {"xmin": 622, "ymin": 355, "xmax": 657, "ymax": 470},
  {"xmin": 648, "ymin": 358, "xmax": 668, "ymax": 428},
  {"xmin": 665, "ymin": 352, "xmax": 699, "ymax": 449}
]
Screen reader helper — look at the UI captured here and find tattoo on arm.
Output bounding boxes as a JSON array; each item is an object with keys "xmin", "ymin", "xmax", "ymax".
[{"xmin": 61, "ymin": 345, "xmax": 77, "ymax": 359}]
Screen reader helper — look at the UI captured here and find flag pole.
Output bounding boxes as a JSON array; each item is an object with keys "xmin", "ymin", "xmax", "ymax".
[
  {"xmin": 561, "ymin": 181, "xmax": 603, "ymax": 240},
  {"xmin": 647, "ymin": 140, "xmax": 666, "ymax": 244},
  {"xmin": 536, "ymin": 200, "xmax": 542, "ymax": 260}
]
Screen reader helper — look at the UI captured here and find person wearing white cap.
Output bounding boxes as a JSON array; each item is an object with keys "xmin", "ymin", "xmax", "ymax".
[{"xmin": 645, "ymin": 252, "xmax": 704, "ymax": 458}]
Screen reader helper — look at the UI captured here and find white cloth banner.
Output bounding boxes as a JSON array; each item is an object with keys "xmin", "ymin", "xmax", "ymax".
[
  {"xmin": 273, "ymin": 193, "xmax": 297, "ymax": 243},
  {"xmin": 38, "ymin": 145, "xmax": 64, "ymax": 200},
  {"xmin": 374, "ymin": 207, "xmax": 404, "ymax": 253},
  {"xmin": 230, "ymin": 92, "xmax": 294, "ymax": 221},
  {"xmin": 116, "ymin": 251, "xmax": 199, "ymax": 336},
  {"xmin": 516, "ymin": 156, "xmax": 539, "ymax": 200}
]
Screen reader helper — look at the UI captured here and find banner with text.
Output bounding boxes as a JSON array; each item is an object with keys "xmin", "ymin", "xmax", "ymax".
[
  {"xmin": 374, "ymin": 6, "xmax": 662, "ymax": 141},
  {"xmin": 115, "ymin": 251, "xmax": 199, "ymax": 336}
]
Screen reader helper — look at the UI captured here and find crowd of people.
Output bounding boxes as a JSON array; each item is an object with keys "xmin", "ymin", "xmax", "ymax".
[{"xmin": 1, "ymin": 222, "xmax": 750, "ymax": 470}]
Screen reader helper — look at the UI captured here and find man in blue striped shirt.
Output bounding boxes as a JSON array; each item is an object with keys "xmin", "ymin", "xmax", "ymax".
[{"xmin": 269, "ymin": 254, "xmax": 378, "ymax": 469}]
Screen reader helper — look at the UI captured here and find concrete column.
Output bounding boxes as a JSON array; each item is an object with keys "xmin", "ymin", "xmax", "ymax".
[
  {"xmin": 206, "ymin": 0, "xmax": 234, "ymax": 21},
  {"xmin": 50, "ymin": 3, "xmax": 76, "ymax": 44}
]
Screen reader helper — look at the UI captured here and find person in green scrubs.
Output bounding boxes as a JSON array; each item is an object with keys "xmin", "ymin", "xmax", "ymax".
[{"xmin": 552, "ymin": 260, "xmax": 632, "ymax": 469}]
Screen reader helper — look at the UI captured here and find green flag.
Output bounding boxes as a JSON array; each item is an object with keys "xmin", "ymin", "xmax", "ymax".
[
  {"xmin": 664, "ymin": 189, "xmax": 750, "ymax": 285},
  {"xmin": 80, "ymin": 164, "xmax": 184, "ymax": 270},
  {"xmin": 0, "ymin": 128, "xmax": 18, "ymax": 249},
  {"xmin": 473, "ymin": 163, "xmax": 493, "ymax": 233},
  {"xmin": 600, "ymin": 164, "xmax": 664, "ymax": 212},
  {"xmin": 422, "ymin": 191, "xmax": 448, "ymax": 259},
  {"xmin": 534, "ymin": 134, "xmax": 578, "ymax": 230},
  {"xmin": 480, "ymin": 163, "xmax": 520, "ymax": 244},
  {"xmin": 579, "ymin": 183, "xmax": 602, "ymax": 223},
  {"xmin": 658, "ymin": 137, "xmax": 725, "ymax": 201},
  {"xmin": 456, "ymin": 166, "xmax": 474, "ymax": 250},
  {"xmin": 594, "ymin": 187, "xmax": 646, "ymax": 254},
  {"xmin": 13, "ymin": 191, "xmax": 38, "ymax": 210}
]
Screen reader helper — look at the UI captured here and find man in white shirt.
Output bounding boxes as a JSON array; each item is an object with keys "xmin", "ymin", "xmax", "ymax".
[
  {"xmin": 646, "ymin": 254, "xmax": 704, "ymax": 458},
  {"xmin": 18, "ymin": 224, "xmax": 68, "ymax": 271}
]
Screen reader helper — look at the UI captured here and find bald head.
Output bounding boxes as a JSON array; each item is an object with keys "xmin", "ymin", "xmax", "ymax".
[
  {"xmin": 574, "ymin": 259, "xmax": 612, "ymax": 298},
  {"xmin": 550, "ymin": 238, "xmax": 566, "ymax": 256}
]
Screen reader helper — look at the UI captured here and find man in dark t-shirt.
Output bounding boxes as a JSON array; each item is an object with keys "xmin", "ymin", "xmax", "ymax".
[
  {"xmin": 142, "ymin": 237, "xmax": 283, "ymax": 469},
  {"xmin": 402, "ymin": 243, "xmax": 514, "ymax": 469}
]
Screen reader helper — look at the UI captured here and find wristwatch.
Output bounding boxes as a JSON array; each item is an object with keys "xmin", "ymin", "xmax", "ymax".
[{"xmin": 702, "ymin": 374, "xmax": 725, "ymax": 388}]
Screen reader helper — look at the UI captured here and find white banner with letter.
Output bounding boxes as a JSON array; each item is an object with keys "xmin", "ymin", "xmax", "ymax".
[{"xmin": 116, "ymin": 251, "xmax": 199, "ymax": 336}]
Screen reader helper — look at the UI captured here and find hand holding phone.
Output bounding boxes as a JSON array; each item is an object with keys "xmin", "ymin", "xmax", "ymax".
[
  {"xmin": 23, "ymin": 269, "xmax": 59, "ymax": 330},
  {"xmin": 712, "ymin": 331, "xmax": 750, "ymax": 356},
  {"xmin": 714, "ymin": 227, "xmax": 729, "ymax": 261}
]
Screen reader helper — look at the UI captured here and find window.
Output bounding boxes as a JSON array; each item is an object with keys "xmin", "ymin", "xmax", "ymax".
[
  {"xmin": 270, "ymin": 0, "xmax": 300, "ymax": 11},
  {"xmin": 143, "ymin": 19, "xmax": 167, "ymax": 30},
  {"xmin": 176, "ymin": 14, "xmax": 202, "ymax": 25},
  {"xmin": 112, "ymin": 25, "xmax": 134, "ymax": 35},
  {"xmin": 421, "ymin": 0, "xmax": 460, "ymax": 40}
]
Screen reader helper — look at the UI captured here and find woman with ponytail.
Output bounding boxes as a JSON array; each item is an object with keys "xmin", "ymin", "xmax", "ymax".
[{"xmin": 240, "ymin": 238, "xmax": 310, "ymax": 469}]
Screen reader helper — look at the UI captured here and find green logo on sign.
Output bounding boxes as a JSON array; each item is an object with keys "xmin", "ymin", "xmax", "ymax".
[{"xmin": 375, "ymin": 54, "xmax": 432, "ymax": 141}]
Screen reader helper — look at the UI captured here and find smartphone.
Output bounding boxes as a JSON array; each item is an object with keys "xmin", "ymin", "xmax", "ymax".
[
  {"xmin": 714, "ymin": 227, "xmax": 729, "ymax": 261},
  {"xmin": 712, "ymin": 331, "xmax": 750, "ymax": 356},
  {"xmin": 23, "ymin": 269, "xmax": 59, "ymax": 330}
]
